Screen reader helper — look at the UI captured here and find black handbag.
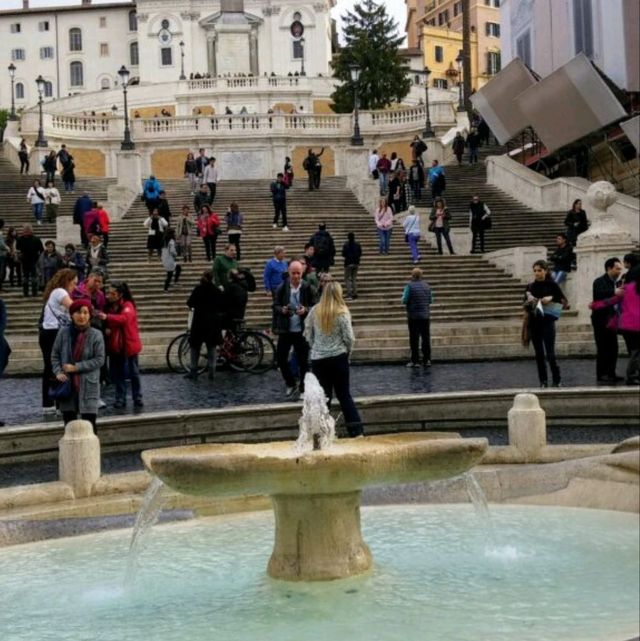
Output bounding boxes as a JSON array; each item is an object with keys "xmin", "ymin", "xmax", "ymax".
[{"xmin": 483, "ymin": 216, "xmax": 492, "ymax": 230}]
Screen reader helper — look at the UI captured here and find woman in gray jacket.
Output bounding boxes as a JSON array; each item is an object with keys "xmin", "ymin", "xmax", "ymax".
[{"xmin": 52, "ymin": 298, "xmax": 105, "ymax": 432}]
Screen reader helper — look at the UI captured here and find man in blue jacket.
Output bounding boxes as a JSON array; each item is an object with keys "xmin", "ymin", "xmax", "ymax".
[
  {"xmin": 263, "ymin": 246, "xmax": 288, "ymax": 299},
  {"xmin": 73, "ymin": 192, "xmax": 92, "ymax": 248}
]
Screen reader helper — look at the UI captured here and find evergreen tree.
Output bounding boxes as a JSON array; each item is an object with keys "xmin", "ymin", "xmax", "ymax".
[{"xmin": 331, "ymin": 0, "xmax": 411, "ymax": 113}]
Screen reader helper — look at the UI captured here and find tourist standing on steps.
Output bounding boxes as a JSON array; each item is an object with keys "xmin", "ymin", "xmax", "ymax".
[
  {"xmin": 0, "ymin": 220, "xmax": 7, "ymax": 291},
  {"xmin": 16, "ymin": 224, "xmax": 44, "ymax": 297},
  {"xmin": 468, "ymin": 194, "xmax": 491, "ymax": 254},
  {"xmin": 549, "ymin": 234, "xmax": 575, "ymax": 285},
  {"xmin": 61, "ymin": 156, "xmax": 76, "ymax": 193},
  {"xmin": 44, "ymin": 181, "xmax": 61, "ymax": 223},
  {"xmin": 73, "ymin": 193, "xmax": 93, "ymax": 248},
  {"xmin": 428, "ymin": 160, "xmax": 446, "ymax": 201},
  {"xmin": 142, "ymin": 175, "xmax": 163, "ymax": 213},
  {"xmin": 466, "ymin": 129, "xmax": 480, "ymax": 164},
  {"xmin": 0, "ymin": 296, "xmax": 8, "ymax": 426},
  {"xmin": 98, "ymin": 281, "xmax": 143, "ymax": 408},
  {"xmin": 409, "ymin": 160, "xmax": 424, "ymax": 201},
  {"xmin": 193, "ymin": 183, "xmax": 210, "ymax": 213},
  {"xmin": 304, "ymin": 280, "xmax": 364, "ymax": 436},
  {"xmin": 51, "ymin": 298, "xmax": 105, "ymax": 432},
  {"xmin": 226, "ymin": 202, "xmax": 244, "ymax": 259},
  {"xmin": 61, "ymin": 243, "xmax": 86, "ymax": 281},
  {"xmin": 85, "ymin": 234, "xmax": 109, "ymax": 275},
  {"xmin": 57, "ymin": 144, "xmax": 71, "ymax": 171},
  {"xmin": 5, "ymin": 227, "xmax": 22, "ymax": 288},
  {"xmin": 271, "ymin": 173, "xmax": 289, "ymax": 231},
  {"xmin": 184, "ymin": 152, "xmax": 199, "ymax": 195},
  {"xmin": 185, "ymin": 270, "xmax": 224, "ymax": 380},
  {"xmin": 402, "ymin": 267, "xmax": 432, "ymax": 368},
  {"xmin": 203, "ymin": 157, "xmax": 219, "ymax": 204},
  {"xmin": 176, "ymin": 205, "xmax": 195, "ymax": 263},
  {"xmin": 37, "ymin": 240, "xmax": 64, "ymax": 289},
  {"xmin": 40, "ymin": 268, "xmax": 77, "ymax": 416},
  {"xmin": 273, "ymin": 260, "xmax": 313, "ymax": 398},
  {"xmin": 144, "ymin": 209, "xmax": 169, "ymax": 260},
  {"xmin": 213, "ymin": 243, "xmax": 238, "ymax": 291},
  {"xmin": 564, "ymin": 199, "xmax": 589, "ymax": 246},
  {"xmin": 26, "ymin": 179, "xmax": 46, "ymax": 225},
  {"xmin": 410, "ymin": 135, "xmax": 427, "ymax": 166},
  {"xmin": 402, "ymin": 205, "xmax": 422, "ymax": 264},
  {"xmin": 589, "ymin": 257, "xmax": 624, "ymax": 384},
  {"xmin": 161, "ymin": 228, "xmax": 182, "ymax": 292},
  {"xmin": 376, "ymin": 152, "xmax": 391, "ymax": 195},
  {"xmin": 157, "ymin": 191, "xmax": 172, "ymax": 227},
  {"xmin": 452, "ymin": 131, "xmax": 466, "ymax": 165},
  {"xmin": 342, "ymin": 232, "xmax": 362, "ymax": 300},
  {"xmin": 617, "ymin": 270, "xmax": 640, "ymax": 385},
  {"xmin": 18, "ymin": 138, "xmax": 29, "ymax": 174},
  {"xmin": 284, "ymin": 156, "xmax": 294, "ymax": 188},
  {"xmin": 263, "ymin": 246, "xmax": 288, "ymax": 299},
  {"xmin": 195, "ymin": 148, "xmax": 209, "ymax": 181},
  {"xmin": 524, "ymin": 260, "xmax": 568, "ymax": 388},
  {"xmin": 368, "ymin": 149, "xmax": 379, "ymax": 180},
  {"xmin": 309, "ymin": 223, "xmax": 336, "ymax": 273},
  {"xmin": 42, "ymin": 151, "xmax": 57, "ymax": 185},
  {"xmin": 196, "ymin": 205, "xmax": 220, "ymax": 262},
  {"xmin": 95, "ymin": 203, "xmax": 111, "ymax": 249},
  {"xmin": 374, "ymin": 197, "xmax": 393, "ymax": 255},
  {"xmin": 429, "ymin": 198, "xmax": 455, "ymax": 255}
]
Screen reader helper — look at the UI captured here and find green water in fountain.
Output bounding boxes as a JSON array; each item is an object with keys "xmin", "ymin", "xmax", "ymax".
[{"xmin": 1, "ymin": 505, "xmax": 638, "ymax": 641}]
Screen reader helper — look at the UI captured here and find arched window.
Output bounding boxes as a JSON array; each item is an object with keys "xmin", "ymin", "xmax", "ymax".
[
  {"xmin": 128, "ymin": 10, "xmax": 138, "ymax": 32},
  {"xmin": 101, "ymin": 78, "xmax": 110, "ymax": 90},
  {"xmin": 69, "ymin": 27, "xmax": 82, "ymax": 51},
  {"xmin": 44, "ymin": 80, "xmax": 53, "ymax": 97},
  {"xmin": 70, "ymin": 61, "xmax": 84, "ymax": 87},
  {"xmin": 130, "ymin": 41, "xmax": 139, "ymax": 66},
  {"xmin": 15, "ymin": 82, "xmax": 24, "ymax": 99}
]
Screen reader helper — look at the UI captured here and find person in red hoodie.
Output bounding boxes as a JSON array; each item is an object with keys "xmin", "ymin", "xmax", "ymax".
[
  {"xmin": 83, "ymin": 202, "xmax": 100, "ymax": 240},
  {"xmin": 98, "ymin": 281, "xmax": 143, "ymax": 409},
  {"xmin": 196, "ymin": 205, "xmax": 220, "ymax": 262},
  {"xmin": 95, "ymin": 203, "xmax": 111, "ymax": 248}
]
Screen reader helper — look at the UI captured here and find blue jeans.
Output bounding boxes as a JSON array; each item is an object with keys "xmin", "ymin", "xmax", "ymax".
[
  {"xmin": 552, "ymin": 270, "xmax": 567, "ymax": 284},
  {"xmin": 110, "ymin": 354, "xmax": 142, "ymax": 403},
  {"xmin": 64, "ymin": 181, "xmax": 74, "ymax": 192},
  {"xmin": 377, "ymin": 228, "xmax": 391, "ymax": 254},
  {"xmin": 407, "ymin": 233, "xmax": 421, "ymax": 262},
  {"xmin": 378, "ymin": 172, "xmax": 388, "ymax": 195},
  {"xmin": 32, "ymin": 203, "xmax": 43, "ymax": 222}
]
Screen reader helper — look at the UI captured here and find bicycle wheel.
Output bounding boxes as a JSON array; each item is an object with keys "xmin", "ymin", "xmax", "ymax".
[
  {"xmin": 248, "ymin": 331, "xmax": 276, "ymax": 374},
  {"xmin": 166, "ymin": 333, "xmax": 188, "ymax": 373},
  {"xmin": 178, "ymin": 334, "xmax": 209, "ymax": 374},
  {"xmin": 229, "ymin": 331, "xmax": 264, "ymax": 372}
]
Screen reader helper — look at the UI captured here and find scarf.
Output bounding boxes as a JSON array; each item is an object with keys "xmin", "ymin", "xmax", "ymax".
[{"xmin": 70, "ymin": 325, "xmax": 89, "ymax": 393}]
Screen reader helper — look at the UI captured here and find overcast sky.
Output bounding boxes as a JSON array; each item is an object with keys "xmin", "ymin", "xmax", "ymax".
[{"xmin": 5, "ymin": 0, "xmax": 408, "ymax": 39}]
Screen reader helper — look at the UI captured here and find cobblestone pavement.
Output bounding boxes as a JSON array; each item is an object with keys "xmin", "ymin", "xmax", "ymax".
[{"xmin": 0, "ymin": 357, "xmax": 632, "ymax": 428}]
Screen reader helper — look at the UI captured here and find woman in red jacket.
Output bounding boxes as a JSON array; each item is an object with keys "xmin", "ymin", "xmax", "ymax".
[
  {"xmin": 98, "ymin": 281, "xmax": 143, "ymax": 408},
  {"xmin": 196, "ymin": 205, "xmax": 220, "ymax": 262}
]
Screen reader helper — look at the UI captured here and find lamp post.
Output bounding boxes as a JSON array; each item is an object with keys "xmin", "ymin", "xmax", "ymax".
[
  {"xmin": 456, "ymin": 52, "xmax": 464, "ymax": 112},
  {"xmin": 8, "ymin": 63, "xmax": 17, "ymax": 121},
  {"xmin": 349, "ymin": 63, "xmax": 363, "ymax": 146},
  {"xmin": 299, "ymin": 37, "xmax": 306, "ymax": 76},
  {"xmin": 422, "ymin": 66, "xmax": 435, "ymax": 138},
  {"xmin": 118, "ymin": 65, "xmax": 135, "ymax": 150},
  {"xmin": 179, "ymin": 40, "xmax": 186, "ymax": 80},
  {"xmin": 34, "ymin": 74, "xmax": 48, "ymax": 147}
]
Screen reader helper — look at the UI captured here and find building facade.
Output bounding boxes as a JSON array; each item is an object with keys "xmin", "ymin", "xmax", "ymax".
[
  {"xmin": 0, "ymin": 0, "xmax": 335, "ymax": 111},
  {"xmin": 500, "ymin": 0, "xmax": 639, "ymax": 92}
]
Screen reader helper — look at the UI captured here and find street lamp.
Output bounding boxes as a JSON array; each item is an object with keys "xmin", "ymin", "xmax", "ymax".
[
  {"xmin": 179, "ymin": 40, "xmax": 186, "ymax": 80},
  {"xmin": 118, "ymin": 65, "xmax": 135, "ymax": 150},
  {"xmin": 34, "ymin": 74, "xmax": 48, "ymax": 147},
  {"xmin": 422, "ymin": 66, "xmax": 435, "ymax": 138},
  {"xmin": 349, "ymin": 63, "xmax": 363, "ymax": 146},
  {"xmin": 299, "ymin": 37, "xmax": 306, "ymax": 76},
  {"xmin": 455, "ymin": 52, "xmax": 464, "ymax": 112},
  {"xmin": 8, "ymin": 63, "xmax": 17, "ymax": 121}
]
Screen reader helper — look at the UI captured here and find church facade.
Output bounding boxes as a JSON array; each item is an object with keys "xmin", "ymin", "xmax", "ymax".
[{"xmin": 0, "ymin": 0, "xmax": 335, "ymax": 111}]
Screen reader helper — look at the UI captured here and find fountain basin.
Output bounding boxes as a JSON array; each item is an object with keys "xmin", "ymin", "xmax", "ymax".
[{"xmin": 142, "ymin": 433, "xmax": 488, "ymax": 580}]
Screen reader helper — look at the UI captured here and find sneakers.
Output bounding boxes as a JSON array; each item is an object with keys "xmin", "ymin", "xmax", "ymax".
[
  {"xmin": 42, "ymin": 406, "xmax": 56, "ymax": 417},
  {"xmin": 405, "ymin": 362, "xmax": 420, "ymax": 368},
  {"xmin": 285, "ymin": 385, "xmax": 297, "ymax": 398},
  {"xmin": 283, "ymin": 226, "xmax": 290, "ymax": 232},
  {"xmin": 98, "ymin": 399, "xmax": 107, "ymax": 409},
  {"xmin": 272, "ymin": 224, "xmax": 277, "ymax": 229}
]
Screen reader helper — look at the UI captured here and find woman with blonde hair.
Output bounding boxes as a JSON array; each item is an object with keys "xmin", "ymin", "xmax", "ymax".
[{"xmin": 304, "ymin": 280, "xmax": 363, "ymax": 437}]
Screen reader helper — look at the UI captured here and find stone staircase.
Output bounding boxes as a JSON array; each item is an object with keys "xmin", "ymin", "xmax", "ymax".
[{"xmin": 1, "ymin": 147, "xmax": 595, "ymax": 374}]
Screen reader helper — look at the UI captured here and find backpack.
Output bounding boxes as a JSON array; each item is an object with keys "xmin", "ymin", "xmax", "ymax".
[
  {"xmin": 314, "ymin": 232, "xmax": 330, "ymax": 256},
  {"xmin": 302, "ymin": 157, "xmax": 310, "ymax": 171}
]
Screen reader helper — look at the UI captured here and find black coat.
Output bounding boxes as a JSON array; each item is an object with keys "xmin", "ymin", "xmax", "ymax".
[
  {"xmin": 591, "ymin": 274, "xmax": 617, "ymax": 326},
  {"xmin": 187, "ymin": 282, "xmax": 224, "ymax": 346},
  {"xmin": 342, "ymin": 241, "xmax": 362, "ymax": 266},
  {"xmin": 550, "ymin": 244, "xmax": 575, "ymax": 272},
  {"xmin": 272, "ymin": 280, "xmax": 314, "ymax": 334},
  {"xmin": 16, "ymin": 234, "xmax": 44, "ymax": 268}
]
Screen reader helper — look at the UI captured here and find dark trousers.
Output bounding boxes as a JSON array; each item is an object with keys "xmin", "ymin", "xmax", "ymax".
[
  {"xmin": 8, "ymin": 259, "xmax": 21, "ymax": 286},
  {"xmin": 622, "ymin": 331, "xmax": 640, "ymax": 382},
  {"xmin": 471, "ymin": 228, "xmax": 485, "ymax": 253},
  {"xmin": 78, "ymin": 224, "xmax": 88, "ymax": 248},
  {"xmin": 312, "ymin": 353, "xmax": 363, "ymax": 437},
  {"xmin": 101, "ymin": 232, "xmax": 109, "ymax": 248},
  {"xmin": 0, "ymin": 257, "xmax": 5, "ymax": 290},
  {"xmin": 19, "ymin": 155, "xmax": 29, "ymax": 174},
  {"xmin": 202, "ymin": 235, "xmax": 217, "ymax": 261},
  {"xmin": 408, "ymin": 317, "xmax": 431, "ymax": 364},
  {"xmin": 22, "ymin": 264, "xmax": 38, "ymax": 296},
  {"xmin": 314, "ymin": 168, "xmax": 322, "ymax": 189},
  {"xmin": 434, "ymin": 228, "xmax": 454, "ymax": 254},
  {"xmin": 110, "ymin": 354, "xmax": 142, "ymax": 403},
  {"xmin": 592, "ymin": 319, "xmax": 618, "ymax": 379},
  {"xmin": 273, "ymin": 202, "xmax": 288, "ymax": 227},
  {"xmin": 276, "ymin": 332, "xmax": 309, "ymax": 391},
  {"xmin": 530, "ymin": 316, "xmax": 560, "ymax": 384},
  {"xmin": 307, "ymin": 171, "xmax": 315, "ymax": 191},
  {"xmin": 164, "ymin": 265, "xmax": 182, "ymax": 290},
  {"xmin": 228, "ymin": 234, "xmax": 241, "ymax": 261},
  {"xmin": 45, "ymin": 170, "xmax": 55, "ymax": 185},
  {"xmin": 207, "ymin": 182, "xmax": 217, "ymax": 203},
  {"xmin": 39, "ymin": 328, "xmax": 59, "ymax": 408},
  {"xmin": 62, "ymin": 411, "xmax": 97, "ymax": 432},
  {"xmin": 469, "ymin": 148, "xmax": 479, "ymax": 164}
]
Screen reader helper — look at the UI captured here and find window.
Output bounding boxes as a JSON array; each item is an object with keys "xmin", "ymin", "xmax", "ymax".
[
  {"xmin": 437, "ymin": 10, "xmax": 449, "ymax": 25},
  {"xmin": 130, "ymin": 41, "xmax": 139, "ymax": 66},
  {"xmin": 434, "ymin": 78, "xmax": 448, "ymax": 89},
  {"xmin": 69, "ymin": 28, "xmax": 82, "ymax": 52},
  {"xmin": 516, "ymin": 30, "xmax": 532, "ymax": 67},
  {"xmin": 40, "ymin": 47, "xmax": 55, "ymax": 60},
  {"xmin": 161, "ymin": 47, "xmax": 173, "ymax": 66},
  {"xmin": 128, "ymin": 10, "xmax": 138, "ymax": 32},
  {"xmin": 485, "ymin": 22, "xmax": 500, "ymax": 37},
  {"xmin": 15, "ymin": 82, "xmax": 24, "ymax": 99},
  {"xmin": 44, "ymin": 80, "xmax": 53, "ymax": 97},
  {"xmin": 100, "ymin": 43, "xmax": 109, "ymax": 57},
  {"xmin": 70, "ymin": 61, "xmax": 84, "ymax": 87},
  {"xmin": 293, "ymin": 39, "xmax": 304, "ymax": 59},
  {"xmin": 99, "ymin": 17, "xmax": 107, "ymax": 28},
  {"xmin": 11, "ymin": 49, "xmax": 26, "ymax": 61},
  {"xmin": 487, "ymin": 51, "xmax": 501, "ymax": 75},
  {"xmin": 10, "ymin": 23, "xmax": 21, "ymax": 34},
  {"xmin": 573, "ymin": 0, "xmax": 594, "ymax": 57},
  {"xmin": 39, "ymin": 21, "xmax": 50, "ymax": 32},
  {"xmin": 485, "ymin": 0, "xmax": 500, "ymax": 5},
  {"xmin": 101, "ymin": 78, "xmax": 110, "ymax": 90},
  {"xmin": 435, "ymin": 46, "xmax": 444, "ymax": 63},
  {"xmin": 453, "ymin": 2, "xmax": 462, "ymax": 16}
]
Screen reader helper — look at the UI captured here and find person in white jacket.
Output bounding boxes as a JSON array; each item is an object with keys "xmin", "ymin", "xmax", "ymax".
[
  {"xmin": 202, "ymin": 158, "xmax": 219, "ymax": 204},
  {"xmin": 26, "ymin": 180, "xmax": 46, "ymax": 225},
  {"xmin": 143, "ymin": 209, "xmax": 169, "ymax": 260},
  {"xmin": 44, "ymin": 181, "xmax": 62, "ymax": 224}
]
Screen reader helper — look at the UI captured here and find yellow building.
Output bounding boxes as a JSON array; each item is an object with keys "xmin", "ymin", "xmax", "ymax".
[{"xmin": 406, "ymin": 0, "xmax": 502, "ymax": 91}]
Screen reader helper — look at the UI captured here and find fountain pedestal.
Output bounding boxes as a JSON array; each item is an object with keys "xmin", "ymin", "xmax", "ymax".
[{"xmin": 269, "ymin": 491, "xmax": 372, "ymax": 581}]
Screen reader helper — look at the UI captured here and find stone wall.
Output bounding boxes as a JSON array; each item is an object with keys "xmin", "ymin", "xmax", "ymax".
[
  {"xmin": 291, "ymin": 145, "xmax": 335, "ymax": 178},
  {"xmin": 66, "ymin": 147, "xmax": 106, "ymax": 177},
  {"xmin": 151, "ymin": 148, "xmax": 190, "ymax": 179}
]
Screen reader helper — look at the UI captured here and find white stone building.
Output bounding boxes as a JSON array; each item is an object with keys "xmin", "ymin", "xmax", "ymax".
[{"xmin": 0, "ymin": 0, "xmax": 336, "ymax": 111}]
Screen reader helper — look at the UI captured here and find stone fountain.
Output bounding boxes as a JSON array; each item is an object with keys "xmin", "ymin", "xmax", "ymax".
[{"xmin": 142, "ymin": 375, "xmax": 488, "ymax": 581}]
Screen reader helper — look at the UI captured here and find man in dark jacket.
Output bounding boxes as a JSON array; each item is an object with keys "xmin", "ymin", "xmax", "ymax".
[
  {"xmin": 193, "ymin": 184, "xmax": 210, "ymax": 213},
  {"xmin": 468, "ymin": 195, "xmax": 491, "ymax": 253},
  {"xmin": 402, "ymin": 267, "xmax": 433, "ymax": 368},
  {"xmin": 308, "ymin": 223, "xmax": 335, "ymax": 273},
  {"xmin": 73, "ymin": 193, "xmax": 92, "ymax": 248},
  {"xmin": 16, "ymin": 224, "xmax": 44, "ymax": 297},
  {"xmin": 157, "ymin": 191, "xmax": 172, "ymax": 225},
  {"xmin": 342, "ymin": 232, "xmax": 362, "ymax": 299},
  {"xmin": 270, "ymin": 173, "xmax": 288, "ymax": 230},
  {"xmin": 550, "ymin": 234, "xmax": 575, "ymax": 284},
  {"xmin": 272, "ymin": 261, "xmax": 314, "ymax": 397},
  {"xmin": 590, "ymin": 257, "xmax": 623, "ymax": 383}
]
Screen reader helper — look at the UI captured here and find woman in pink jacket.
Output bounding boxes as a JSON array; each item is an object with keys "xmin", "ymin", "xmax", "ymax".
[
  {"xmin": 374, "ymin": 197, "xmax": 393, "ymax": 255},
  {"xmin": 618, "ymin": 277, "xmax": 640, "ymax": 385}
]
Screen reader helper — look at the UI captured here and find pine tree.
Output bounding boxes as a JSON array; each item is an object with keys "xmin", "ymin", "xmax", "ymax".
[{"xmin": 331, "ymin": 0, "xmax": 411, "ymax": 113}]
